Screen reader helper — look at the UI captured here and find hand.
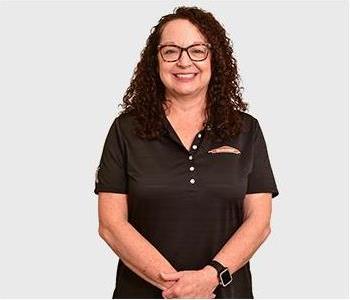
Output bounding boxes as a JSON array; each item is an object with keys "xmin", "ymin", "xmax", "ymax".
[
  {"xmin": 160, "ymin": 266, "xmax": 219, "ymax": 298},
  {"xmin": 159, "ymin": 279, "xmax": 178, "ymax": 291}
]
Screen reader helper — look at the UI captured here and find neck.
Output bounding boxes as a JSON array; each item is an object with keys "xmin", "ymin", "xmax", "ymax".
[{"xmin": 163, "ymin": 93, "xmax": 207, "ymax": 122}]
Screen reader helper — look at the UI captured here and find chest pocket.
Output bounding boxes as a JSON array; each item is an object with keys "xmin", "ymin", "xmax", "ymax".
[
  {"xmin": 207, "ymin": 151, "xmax": 244, "ymax": 175},
  {"xmin": 202, "ymin": 140, "xmax": 250, "ymax": 183},
  {"xmin": 199, "ymin": 151, "xmax": 248, "ymax": 200}
]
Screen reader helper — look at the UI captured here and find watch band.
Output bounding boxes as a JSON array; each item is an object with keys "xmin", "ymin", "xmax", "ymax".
[
  {"xmin": 209, "ymin": 260, "xmax": 225, "ymax": 273},
  {"xmin": 208, "ymin": 260, "xmax": 233, "ymax": 287}
]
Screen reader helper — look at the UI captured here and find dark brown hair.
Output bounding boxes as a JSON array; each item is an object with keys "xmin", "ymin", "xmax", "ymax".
[{"xmin": 118, "ymin": 6, "xmax": 249, "ymax": 142}]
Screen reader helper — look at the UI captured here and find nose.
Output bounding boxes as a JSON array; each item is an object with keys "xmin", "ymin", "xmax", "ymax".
[{"xmin": 177, "ymin": 49, "xmax": 192, "ymax": 67}]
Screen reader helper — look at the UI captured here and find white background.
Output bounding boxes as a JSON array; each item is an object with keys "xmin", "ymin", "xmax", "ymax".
[{"xmin": 0, "ymin": 0, "xmax": 348, "ymax": 298}]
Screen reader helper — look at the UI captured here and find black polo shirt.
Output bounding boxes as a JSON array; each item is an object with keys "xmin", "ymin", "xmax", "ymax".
[{"xmin": 94, "ymin": 109, "xmax": 279, "ymax": 299}]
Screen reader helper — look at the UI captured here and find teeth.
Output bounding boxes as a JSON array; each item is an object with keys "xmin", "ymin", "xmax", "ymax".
[{"xmin": 175, "ymin": 73, "xmax": 196, "ymax": 78}]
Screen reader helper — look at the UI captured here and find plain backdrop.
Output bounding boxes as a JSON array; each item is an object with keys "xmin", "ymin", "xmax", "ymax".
[{"xmin": 0, "ymin": 0, "xmax": 348, "ymax": 298}]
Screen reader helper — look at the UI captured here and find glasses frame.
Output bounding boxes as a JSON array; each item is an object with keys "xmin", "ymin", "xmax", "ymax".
[{"xmin": 157, "ymin": 43, "xmax": 212, "ymax": 62}]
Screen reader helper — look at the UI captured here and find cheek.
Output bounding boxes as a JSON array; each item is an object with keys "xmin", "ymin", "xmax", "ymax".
[
  {"xmin": 158, "ymin": 66, "xmax": 168, "ymax": 85},
  {"xmin": 205, "ymin": 62, "xmax": 212, "ymax": 76},
  {"xmin": 159, "ymin": 63, "xmax": 172, "ymax": 81},
  {"xmin": 201, "ymin": 65, "xmax": 211, "ymax": 82}
]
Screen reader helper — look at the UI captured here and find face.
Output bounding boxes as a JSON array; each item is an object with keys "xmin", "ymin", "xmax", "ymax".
[{"xmin": 157, "ymin": 19, "xmax": 212, "ymax": 99}]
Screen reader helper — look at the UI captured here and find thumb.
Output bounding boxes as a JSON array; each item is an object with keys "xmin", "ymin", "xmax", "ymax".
[{"xmin": 160, "ymin": 271, "xmax": 182, "ymax": 280}]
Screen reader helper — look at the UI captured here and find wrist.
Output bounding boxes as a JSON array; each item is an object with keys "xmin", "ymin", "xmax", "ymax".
[
  {"xmin": 202, "ymin": 265, "xmax": 220, "ymax": 287},
  {"xmin": 207, "ymin": 260, "xmax": 233, "ymax": 287}
]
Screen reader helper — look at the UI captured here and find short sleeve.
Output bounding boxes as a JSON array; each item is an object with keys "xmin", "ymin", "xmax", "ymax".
[
  {"xmin": 246, "ymin": 118, "xmax": 279, "ymax": 198},
  {"xmin": 94, "ymin": 117, "xmax": 128, "ymax": 195}
]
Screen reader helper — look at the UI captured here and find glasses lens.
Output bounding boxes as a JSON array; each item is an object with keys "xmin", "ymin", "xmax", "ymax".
[
  {"xmin": 188, "ymin": 45, "xmax": 208, "ymax": 61},
  {"xmin": 161, "ymin": 46, "xmax": 180, "ymax": 61}
]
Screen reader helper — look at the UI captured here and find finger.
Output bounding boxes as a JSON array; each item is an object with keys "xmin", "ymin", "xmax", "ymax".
[
  {"xmin": 164, "ymin": 293, "xmax": 174, "ymax": 299},
  {"xmin": 160, "ymin": 272, "xmax": 183, "ymax": 280},
  {"xmin": 162, "ymin": 290, "xmax": 173, "ymax": 299}
]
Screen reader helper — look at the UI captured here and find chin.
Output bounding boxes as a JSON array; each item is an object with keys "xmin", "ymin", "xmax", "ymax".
[
  {"xmin": 175, "ymin": 89, "xmax": 197, "ymax": 95},
  {"xmin": 174, "ymin": 88, "xmax": 198, "ymax": 95}
]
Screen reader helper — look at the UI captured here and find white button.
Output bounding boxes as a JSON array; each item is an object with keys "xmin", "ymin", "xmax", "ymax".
[
  {"xmin": 189, "ymin": 166, "xmax": 195, "ymax": 171},
  {"xmin": 189, "ymin": 155, "xmax": 193, "ymax": 160},
  {"xmin": 190, "ymin": 178, "xmax": 195, "ymax": 184},
  {"xmin": 198, "ymin": 133, "xmax": 202, "ymax": 138},
  {"xmin": 192, "ymin": 144, "xmax": 197, "ymax": 150}
]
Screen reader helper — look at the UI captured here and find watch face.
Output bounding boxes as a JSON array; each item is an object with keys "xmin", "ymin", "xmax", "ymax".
[{"xmin": 220, "ymin": 269, "xmax": 232, "ymax": 287}]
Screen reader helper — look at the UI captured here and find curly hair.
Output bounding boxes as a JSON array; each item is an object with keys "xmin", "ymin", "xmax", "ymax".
[{"xmin": 118, "ymin": 6, "xmax": 249, "ymax": 142}]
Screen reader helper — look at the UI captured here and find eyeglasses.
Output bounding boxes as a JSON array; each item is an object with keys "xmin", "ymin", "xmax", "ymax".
[{"xmin": 157, "ymin": 43, "xmax": 211, "ymax": 62}]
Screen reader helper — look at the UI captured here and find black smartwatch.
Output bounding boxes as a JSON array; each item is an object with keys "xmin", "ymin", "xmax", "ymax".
[{"xmin": 208, "ymin": 260, "xmax": 233, "ymax": 287}]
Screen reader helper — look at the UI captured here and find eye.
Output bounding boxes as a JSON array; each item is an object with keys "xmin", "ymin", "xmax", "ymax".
[
  {"xmin": 193, "ymin": 49, "xmax": 205, "ymax": 54},
  {"xmin": 189, "ymin": 46, "xmax": 207, "ymax": 54},
  {"xmin": 164, "ymin": 49, "xmax": 177, "ymax": 54}
]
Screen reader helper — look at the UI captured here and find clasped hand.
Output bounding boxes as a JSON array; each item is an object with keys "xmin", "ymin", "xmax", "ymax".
[{"xmin": 160, "ymin": 267, "xmax": 219, "ymax": 299}]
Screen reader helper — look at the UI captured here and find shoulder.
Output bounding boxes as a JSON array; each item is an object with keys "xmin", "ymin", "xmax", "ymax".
[
  {"xmin": 237, "ymin": 110, "xmax": 257, "ymax": 122},
  {"xmin": 112, "ymin": 109, "xmax": 137, "ymax": 136},
  {"xmin": 236, "ymin": 110, "xmax": 258, "ymax": 134}
]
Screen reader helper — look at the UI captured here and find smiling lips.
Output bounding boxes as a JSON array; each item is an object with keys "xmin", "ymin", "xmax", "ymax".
[{"xmin": 173, "ymin": 73, "xmax": 198, "ymax": 81}]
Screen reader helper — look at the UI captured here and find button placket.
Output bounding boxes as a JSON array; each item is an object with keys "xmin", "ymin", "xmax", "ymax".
[
  {"xmin": 187, "ymin": 130, "xmax": 204, "ymax": 185},
  {"xmin": 189, "ymin": 150, "xmax": 195, "ymax": 184}
]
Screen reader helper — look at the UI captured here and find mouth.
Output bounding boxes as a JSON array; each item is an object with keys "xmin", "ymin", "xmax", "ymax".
[{"xmin": 172, "ymin": 73, "xmax": 198, "ymax": 81}]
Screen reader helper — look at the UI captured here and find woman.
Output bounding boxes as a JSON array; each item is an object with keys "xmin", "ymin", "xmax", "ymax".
[{"xmin": 94, "ymin": 6, "xmax": 279, "ymax": 299}]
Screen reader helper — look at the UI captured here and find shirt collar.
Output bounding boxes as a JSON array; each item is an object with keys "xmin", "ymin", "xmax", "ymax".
[{"xmin": 161, "ymin": 114, "xmax": 212, "ymax": 136}]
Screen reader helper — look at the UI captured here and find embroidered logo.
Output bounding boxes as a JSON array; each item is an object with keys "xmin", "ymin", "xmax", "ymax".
[{"xmin": 208, "ymin": 145, "xmax": 241, "ymax": 155}]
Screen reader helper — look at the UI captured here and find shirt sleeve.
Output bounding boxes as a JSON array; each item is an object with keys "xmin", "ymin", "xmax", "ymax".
[
  {"xmin": 94, "ymin": 117, "xmax": 128, "ymax": 195},
  {"xmin": 246, "ymin": 118, "xmax": 279, "ymax": 198}
]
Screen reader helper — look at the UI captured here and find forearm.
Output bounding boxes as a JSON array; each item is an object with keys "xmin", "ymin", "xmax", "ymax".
[
  {"xmin": 99, "ymin": 221, "xmax": 177, "ymax": 290},
  {"xmin": 212, "ymin": 216, "xmax": 271, "ymax": 275}
]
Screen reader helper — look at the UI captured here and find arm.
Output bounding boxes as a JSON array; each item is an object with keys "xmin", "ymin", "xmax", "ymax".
[
  {"xmin": 98, "ymin": 192, "xmax": 178, "ymax": 290},
  {"xmin": 160, "ymin": 193, "xmax": 272, "ymax": 299},
  {"xmin": 205, "ymin": 192, "xmax": 272, "ymax": 276}
]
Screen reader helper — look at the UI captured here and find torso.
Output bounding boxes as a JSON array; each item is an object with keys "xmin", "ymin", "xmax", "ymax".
[
  {"xmin": 166, "ymin": 116, "xmax": 205, "ymax": 151},
  {"xmin": 162, "ymin": 100, "xmax": 207, "ymax": 151},
  {"xmin": 109, "ymin": 110, "xmax": 261, "ymax": 299}
]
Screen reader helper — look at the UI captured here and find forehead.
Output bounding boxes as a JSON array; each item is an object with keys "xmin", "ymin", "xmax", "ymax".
[{"xmin": 160, "ymin": 19, "xmax": 207, "ymax": 45}]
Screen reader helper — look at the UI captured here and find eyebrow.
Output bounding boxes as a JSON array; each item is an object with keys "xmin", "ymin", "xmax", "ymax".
[{"xmin": 161, "ymin": 41, "xmax": 207, "ymax": 45}]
